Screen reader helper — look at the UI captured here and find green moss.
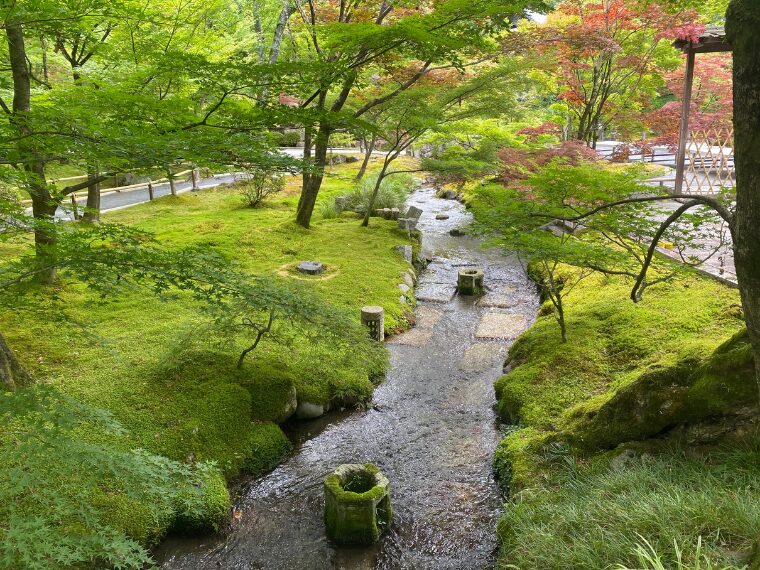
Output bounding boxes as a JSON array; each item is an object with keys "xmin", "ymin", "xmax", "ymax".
[
  {"xmin": 91, "ymin": 490, "xmax": 174, "ymax": 546},
  {"xmin": 493, "ymin": 427, "xmax": 557, "ymax": 494},
  {"xmin": 323, "ymin": 464, "xmax": 388, "ymax": 504},
  {"xmin": 323, "ymin": 464, "xmax": 392, "ymax": 545},
  {"xmin": 0, "ymin": 159, "xmax": 416, "ymax": 556},
  {"xmin": 487, "ymin": 266, "xmax": 752, "ymax": 570},
  {"xmin": 241, "ymin": 422, "xmax": 292, "ymax": 476},
  {"xmin": 564, "ymin": 330, "xmax": 756, "ymax": 451},
  {"xmin": 172, "ymin": 466, "xmax": 231, "ymax": 535},
  {"xmin": 240, "ymin": 359, "xmax": 298, "ymax": 423}
]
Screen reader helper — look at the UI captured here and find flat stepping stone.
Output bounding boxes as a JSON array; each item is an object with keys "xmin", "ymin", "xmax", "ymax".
[
  {"xmin": 477, "ymin": 294, "xmax": 517, "ymax": 309},
  {"xmin": 415, "ymin": 283, "xmax": 456, "ymax": 303},
  {"xmin": 296, "ymin": 261, "xmax": 325, "ymax": 275},
  {"xmin": 475, "ymin": 313, "xmax": 527, "ymax": 340},
  {"xmin": 415, "ymin": 306, "xmax": 444, "ymax": 329},
  {"xmin": 435, "ymin": 214, "xmax": 450, "ymax": 220},
  {"xmin": 461, "ymin": 343, "xmax": 504, "ymax": 372},
  {"xmin": 389, "ymin": 328, "xmax": 433, "ymax": 347}
]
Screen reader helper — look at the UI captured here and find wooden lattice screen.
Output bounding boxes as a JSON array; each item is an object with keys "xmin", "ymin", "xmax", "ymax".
[{"xmin": 683, "ymin": 128, "xmax": 735, "ymax": 194}]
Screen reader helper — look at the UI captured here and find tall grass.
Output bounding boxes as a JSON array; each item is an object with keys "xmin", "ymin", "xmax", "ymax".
[
  {"xmin": 616, "ymin": 536, "xmax": 746, "ymax": 570},
  {"xmin": 499, "ymin": 441, "xmax": 760, "ymax": 570},
  {"xmin": 321, "ymin": 172, "xmax": 414, "ymax": 218}
]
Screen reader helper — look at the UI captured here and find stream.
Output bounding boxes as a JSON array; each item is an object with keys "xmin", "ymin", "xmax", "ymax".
[{"xmin": 155, "ymin": 187, "xmax": 540, "ymax": 569}]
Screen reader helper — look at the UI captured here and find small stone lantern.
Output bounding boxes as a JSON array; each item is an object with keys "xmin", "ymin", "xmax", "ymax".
[
  {"xmin": 457, "ymin": 268, "xmax": 485, "ymax": 295},
  {"xmin": 324, "ymin": 463, "xmax": 392, "ymax": 545},
  {"xmin": 361, "ymin": 306, "xmax": 385, "ymax": 341}
]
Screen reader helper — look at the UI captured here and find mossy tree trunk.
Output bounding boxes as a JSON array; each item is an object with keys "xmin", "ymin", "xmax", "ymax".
[
  {"xmin": 0, "ymin": 332, "xmax": 30, "ymax": 391},
  {"xmin": 727, "ymin": 0, "xmax": 760, "ymax": 392}
]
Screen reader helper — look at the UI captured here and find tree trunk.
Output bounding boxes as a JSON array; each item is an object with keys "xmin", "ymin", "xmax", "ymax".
[
  {"xmin": 82, "ymin": 169, "xmax": 101, "ymax": 223},
  {"xmin": 168, "ymin": 173, "xmax": 177, "ymax": 196},
  {"xmin": 269, "ymin": 0, "xmax": 294, "ymax": 65},
  {"xmin": 356, "ymin": 134, "xmax": 376, "ymax": 181},
  {"xmin": 296, "ymin": 124, "xmax": 330, "ymax": 228},
  {"xmin": 727, "ymin": 0, "xmax": 760, "ymax": 392},
  {"xmin": 0, "ymin": 332, "xmax": 30, "ymax": 391},
  {"xmin": 40, "ymin": 35, "xmax": 49, "ymax": 83},
  {"xmin": 7, "ymin": 23, "xmax": 58, "ymax": 281}
]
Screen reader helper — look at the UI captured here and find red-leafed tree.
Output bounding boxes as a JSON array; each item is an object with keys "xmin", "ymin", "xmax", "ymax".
[
  {"xmin": 645, "ymin": 53, "xmax": 733, "ymax": 147},
  {"xmin": 506, "ymin": 0, "xmax": 703, "ymax": 147}
]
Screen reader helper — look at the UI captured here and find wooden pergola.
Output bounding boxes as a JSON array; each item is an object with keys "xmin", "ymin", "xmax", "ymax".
[{"xmin": 673, "ymin": 27, "xmax": 733, "ymax": 194}]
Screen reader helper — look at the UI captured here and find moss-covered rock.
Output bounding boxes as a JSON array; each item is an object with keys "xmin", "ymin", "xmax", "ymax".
[
  {"xmin": 241, "ymin": 360, "xmax": 299, "ymax": 424},
  {"xmin": 493, "ymin": 427, "xmax": 557, "ymax": 495},
  {"xmin": 172, "ymin": 466, "xmax": 231, "ymax": 534},
  {"xmin": 92, "ymin": 490, "xmax": 174, "ymax": 546},
  {"xmin": 241, "ymin": 422, "xmax": 292, "ymax": 476},
  {"xmin": 564, "ymin": 331, "xmax": 756, "ymax": 451}
]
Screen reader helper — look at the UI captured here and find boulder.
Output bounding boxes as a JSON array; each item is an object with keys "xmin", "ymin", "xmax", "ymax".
[
  {"xmin": 394, "ymin": 245, "xmax": 413, "ymax": 263},
  {"xmin": 405, "ymin": 205, "xmax": 423, "ymax": 219},
  {"xmin": 296, "ymin": 261, "xmax": 325, "ymax": 275},
  {"xmin": 397, "ymin": 218, "xmax": 418, "ymax": 231},
  {"xmin": 563, "ymin": 330, "xmax": 756, "ymax": 451},
  {"xmin": 275, "ymin": 384, "xmax": 298, "ymax": 424},
  {"xmin": 296, "ymin": 400, "xmax": 327, "ymax": 420}
]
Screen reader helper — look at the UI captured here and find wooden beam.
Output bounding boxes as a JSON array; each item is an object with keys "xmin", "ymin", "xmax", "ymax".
[{"xmin": 674, "ymin": 49, "xmax": 696, "ymax": 195}]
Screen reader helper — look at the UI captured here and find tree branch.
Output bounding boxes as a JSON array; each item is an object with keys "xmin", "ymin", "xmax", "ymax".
[{"xmin": 630, "ymin": 200, "xmax": 701, "ymax": 302}]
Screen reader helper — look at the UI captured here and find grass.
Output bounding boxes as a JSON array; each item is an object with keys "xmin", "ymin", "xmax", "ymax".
[
  {"xmin": 499, "ymin": 441, "xmax": 760, "ymax": 569},
  {"xmin": 0, "ymin": 158, "xmax": 419, "ymax": 559}
]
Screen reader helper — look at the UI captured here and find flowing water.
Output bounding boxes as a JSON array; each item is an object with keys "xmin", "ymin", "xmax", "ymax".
[{"xmin": 155, "ymin": 187, "xmax": 539, "ymax": 570}]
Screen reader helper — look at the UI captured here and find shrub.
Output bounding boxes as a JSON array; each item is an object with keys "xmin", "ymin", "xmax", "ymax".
[
  {"xmin": 276, "ymin": 130, "xmax": 301, "ymax": 147},
  {"xmin": 238, "ymin": 169, "xmax": 285, "ymax": 208},
  {"xmin": 334, "ymin": 173, "xmax": 414, "ymax": 215}
]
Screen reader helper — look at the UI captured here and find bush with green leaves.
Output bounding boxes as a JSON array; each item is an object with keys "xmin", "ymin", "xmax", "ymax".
[
  {"xmin": 238, "ymin": 169, "xmax": 286, "ymax": 208},
  {"xmin": 276, "ymin": 131, "xmax": 301, "ymax": 147},
  {"xmin": 469, "ymin": 159, "xmax": 726, "ymax": 341}
]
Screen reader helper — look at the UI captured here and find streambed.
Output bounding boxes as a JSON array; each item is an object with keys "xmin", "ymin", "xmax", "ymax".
[{"xmin": 155, "ymin": 187, "xmax": 540, "ymax": 569}]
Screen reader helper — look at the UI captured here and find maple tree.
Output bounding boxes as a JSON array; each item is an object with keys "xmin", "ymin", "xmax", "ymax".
[
  {"xmin": 506, "ymin": 0, "xmax": 704, "ymax": 147},
  {"xmin": 645, "ymin": 52, "xmax": 733, "ymax": 147},
  {"xmin": 282, "ymin": 0, "xmax": 544, "ymax": 228}
]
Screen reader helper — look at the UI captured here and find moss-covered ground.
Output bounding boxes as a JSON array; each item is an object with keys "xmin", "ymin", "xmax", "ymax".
[
  {"xmin": 489, "ymin": 271, "xmax": 760, "ymax": 569},
  {"xmin": 1, "ymin": 159, "xmax": 418, "ymax": 554},
  {"xmin": 462, "ymin": 179, "xmax": 760, "ymax": 569}
]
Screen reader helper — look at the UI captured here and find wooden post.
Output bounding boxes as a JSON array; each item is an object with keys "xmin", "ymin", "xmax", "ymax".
[
  {"xmin": 674, "ymin": 48, "xmax": 696, "ymax": 195},
  {"xmin": 147, "ymin": 179, "xmax": 154, "ymax": 201},
  {"xmin": 191, "ymin": 167, "xmax": 199, "ymax": 191},
  {"xmin": 70, "ymin": 194, "xmax": 79, "ymax": 219}
]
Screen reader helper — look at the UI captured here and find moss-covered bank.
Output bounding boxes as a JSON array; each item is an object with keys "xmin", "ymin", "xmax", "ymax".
[
  {"xmin": 491, "ymin": 267, "xmax": 760, "ymax": 568},
  {"xmin": 0, "ymin": 160, "xmax": 419, "ymax": 564}
]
